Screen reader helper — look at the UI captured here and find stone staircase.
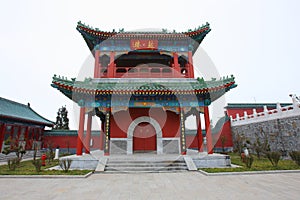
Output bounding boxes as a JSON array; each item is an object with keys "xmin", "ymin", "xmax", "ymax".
[{"xmin": 104, "ymin": 155, "xmax": 188, "ymax": 173}]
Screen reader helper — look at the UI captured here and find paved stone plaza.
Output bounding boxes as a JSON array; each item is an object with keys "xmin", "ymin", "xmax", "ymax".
[{"xmin": 0, "ymin": 172, "xmax": 299, "ymax": 200}]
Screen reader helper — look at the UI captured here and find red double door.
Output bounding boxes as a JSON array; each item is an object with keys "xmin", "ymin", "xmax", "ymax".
[{"xmin": 133, "ymin": 122, "xmax": 156, "ymax": 152}]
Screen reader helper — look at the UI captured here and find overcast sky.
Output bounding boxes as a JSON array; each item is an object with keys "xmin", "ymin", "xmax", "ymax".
[{"xmin": 1, "ymin": 0, "xmax": 300, "ymax": 129}]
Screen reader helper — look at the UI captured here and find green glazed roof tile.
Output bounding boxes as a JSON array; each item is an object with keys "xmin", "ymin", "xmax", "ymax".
[{"xmin": 0, "ymin": 97, "xmax": 54, "ymax": 126}]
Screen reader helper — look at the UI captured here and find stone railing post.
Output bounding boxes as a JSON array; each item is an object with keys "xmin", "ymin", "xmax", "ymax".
[
  {"xmin": 253, "ymin": 108, "xmax": 257, "ymax": 117},
  {"xmin": 244, "ymin": 111, "xmax": 248, "ymax": 119},
  {"xmin": 276, "ymin": 102, "xmax": 282, "ymax": 113},
  {"xmin": 292, "ymin": 96, "xmax": 300, "ymax": 110},
  {"xmin": 236, "ymin": 113, "xmax": 240, "ymax": 121},
  {"xmin": 263, "ymin": 106, "xmax": 269, "ymax": 116}
]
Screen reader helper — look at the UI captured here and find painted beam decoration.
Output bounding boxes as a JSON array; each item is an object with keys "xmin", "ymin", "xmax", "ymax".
[{"xmin": 51, "ymin": 75, "xmax": 237, "ymax": 109}]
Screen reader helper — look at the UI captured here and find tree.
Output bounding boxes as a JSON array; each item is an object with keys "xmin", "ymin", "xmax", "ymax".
[
  {"xmin": 251, "ymin": 128, "xmax": 270, "ymax": 159},
  {"xmin": 232, "ymin": 131, "xmax": 245, "ymax": 154},
  {"xmin": 53, "ymin": 106, "xmax": 69, "ymax": 130}
]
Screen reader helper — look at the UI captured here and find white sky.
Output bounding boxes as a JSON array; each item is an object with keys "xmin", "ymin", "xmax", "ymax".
[{"xmin": 1, "ymin": 0, "xmax": 300, "ymax": 129}]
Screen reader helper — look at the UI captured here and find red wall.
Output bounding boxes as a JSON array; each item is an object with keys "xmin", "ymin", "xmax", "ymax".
[
  {"xmin": 214, "ymin": 120, "xmax": 233, "ymax": 148},
  {"xmin": 185, "ymin": 119, "xmax": 233, "ymax": 151},
  {"xmin": 110, "ymin": 108, "xmax": 180, "ymax": 138},
  {"xmin": 43, "ymin": 133, "xmax": 101, "ymax": 151}
]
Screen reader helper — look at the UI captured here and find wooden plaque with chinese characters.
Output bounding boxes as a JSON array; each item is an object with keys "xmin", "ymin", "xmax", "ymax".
[{"xmin": 130, "ymin": 39, "xmax": 158, "ymax": 50}]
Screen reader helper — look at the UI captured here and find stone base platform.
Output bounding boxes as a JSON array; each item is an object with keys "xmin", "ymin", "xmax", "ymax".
[
  {"xmin": 59, "ymin": 150, "xmax": 106, "ymax": 170},
  {"xmin": 56, "ymin": 149, "xmax": 231, "ymax": 171},
  {"xmin": 187, "ymin": 149, "xmax": 231, "ymax": 168}
]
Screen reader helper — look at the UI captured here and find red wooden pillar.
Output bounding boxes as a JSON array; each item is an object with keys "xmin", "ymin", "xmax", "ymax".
[
  {"xmin": 107, "ymin": 51, "xmax": 115, "ymax": 78},
  {"xmin": 85, "ymin": 112, "xmax": 92, "ymax": 154},
  {"xmin": 187, "ymin": 51, "xmax": 195, "ymax": 78},
  {"xmin": 204, "ymin": 106, "xmax": 213, "ymax": 154},
  {"xmin": 0, "ymin": 123, "xmax": 6, "ymax": 151},
  {"xmin": 99, "ymin": 120, "xmax": 104, "ymax": 151},
  {"xmin": 17, "ymin": 125, "xmax": 21, "ymax": 143},
  {"xmin": 173, "ymin": 52, "xmax": 180, "ymax": 76},
  {"xmin": 24, "ymin": 127, "xmax": 29, "ymax": 150},
  {"xmin": 94, "ymin": 50, "xmax": 100, "ymax": 78},
  {"xmin": 10, "ymin": 126, "xmax": 14, "ymax": 148},
  {"xmin": 77, "ymin": 107, "xmax": 86, "ymax": 155},
  {"xmin": 196, "ymin": 112, "xmax": 203, "ymax": 152}
]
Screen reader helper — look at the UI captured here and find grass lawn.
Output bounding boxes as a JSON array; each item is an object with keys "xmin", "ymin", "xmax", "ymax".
[
  {"xmin": 201, "ymin": 153, "xmax": 300, "ymax": 173},
  {"xmin": 0, "ymin": 159, "xmax": 91, "ymax": 175}
]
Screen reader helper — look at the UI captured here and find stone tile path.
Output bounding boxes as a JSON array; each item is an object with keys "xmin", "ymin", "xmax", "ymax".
[{"xmin": 0, "ymin": 172, "xmax": 299, "ymax": 199}]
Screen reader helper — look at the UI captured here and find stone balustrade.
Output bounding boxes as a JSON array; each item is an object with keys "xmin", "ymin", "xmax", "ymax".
[{"xmin": 231, "ymin": 96, "xmax": 300, "ymax": 126}]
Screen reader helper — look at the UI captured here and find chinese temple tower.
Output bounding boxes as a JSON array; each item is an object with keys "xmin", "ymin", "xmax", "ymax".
[{"xmin": 52, "ymin": 21, "xmax": 236, "ymax": 156}]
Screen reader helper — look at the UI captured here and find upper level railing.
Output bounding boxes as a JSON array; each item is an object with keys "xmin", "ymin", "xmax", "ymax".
[
  {"xmin": 230, "ymin": 95, "xmax": 300, "ymax": 126},
  {"xmin": 99, "ymin": 66, "xmax": 190, "ymax": 78}
]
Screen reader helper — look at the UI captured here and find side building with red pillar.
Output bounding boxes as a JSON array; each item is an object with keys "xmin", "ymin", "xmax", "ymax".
[
  {"xmin": 51, "ymin": 21, "xmax": 237, "ymax": 156},
  {"xmin": 0, "ymin": 97, "xmax": 54, "ymax": 152}
]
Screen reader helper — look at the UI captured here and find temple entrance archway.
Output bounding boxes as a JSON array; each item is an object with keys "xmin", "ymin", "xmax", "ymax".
[{"xmin": 127, "ymin": 116, "xmax": 163, "ymax": 154}]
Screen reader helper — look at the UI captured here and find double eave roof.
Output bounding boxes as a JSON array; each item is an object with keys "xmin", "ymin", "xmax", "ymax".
[{"xmin": 51, "ymin": 76, "xmax": 237, "ymax": 103}]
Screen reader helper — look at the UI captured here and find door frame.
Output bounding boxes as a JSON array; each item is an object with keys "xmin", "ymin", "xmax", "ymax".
[{"xmin": 127, "ymin": 116, "xmax": 163, "ymax": 155}]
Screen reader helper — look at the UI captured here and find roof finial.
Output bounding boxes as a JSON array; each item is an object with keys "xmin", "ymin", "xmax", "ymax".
[{"xmin": 27, "ymin": 103, "xmax": 30, "ymax": 107}]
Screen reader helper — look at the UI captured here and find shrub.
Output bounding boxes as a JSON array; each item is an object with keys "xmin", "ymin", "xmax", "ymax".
[
  {"xmin": 233, "ymin": 134, "xmax": 245, "ymax": 154},
  {"xmin": 59, "ymin": 159, "xmax": 72, "ymax": 172},
  {"xmin": 266, "ymin": 152, "xmax": 281, "ymax": 167},
  {"xmin": 31, "ymin": 143, "xmax": 42, "ymax": 172},
  {"xmin": 245, "ymin": 156, "xmax": 254, "ymax": 168},
  {"xmin": 289, "ymin": 151, "xmax": 300, "ymax": 166},
  {"xmin": 32, "ymin": 159, "xmax": 42, "ymax": 172},
  {"xmin": 46, "ymin": 151, "xmax": 55, "ymax": 163},
  {"xmin": 2, "ymin": 138, "xmax": 26, "ymax": 164},
  {"xmin": 7, "ymin": 158, "xmax": 18, "ymax": 171}
]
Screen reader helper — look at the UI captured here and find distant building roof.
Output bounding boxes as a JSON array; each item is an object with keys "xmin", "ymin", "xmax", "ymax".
[
  {"xmin": 225, "ymin": 103, "xmax": 292, "ymax": 109},
  {"xmin": 0, "ymin": 97, "xmax": 54, "ymax": 127}
]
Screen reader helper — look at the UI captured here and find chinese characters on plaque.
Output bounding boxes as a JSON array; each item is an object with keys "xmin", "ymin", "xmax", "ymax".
[{"xmin": 130, "ymin": 39, "xmax": 158, "ymax": 50}]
